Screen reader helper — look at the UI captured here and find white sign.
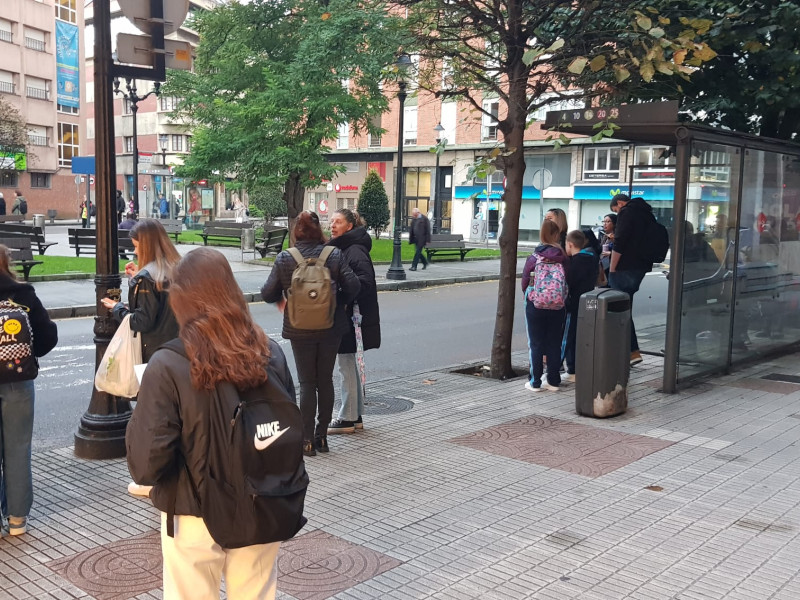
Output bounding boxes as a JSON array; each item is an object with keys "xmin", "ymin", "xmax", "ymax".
[
  {"xmin": 89, "ymin": 176, "xmax": 95, "ymax": 185},
  {"xmin": 116, "ymin": 34, "xmax": 193, "ymax": 71},
  {"xmin": 118, "ymin": 0, "xmax": 189, "ymax": 35},
  {"xmin": 318, "ymin": 199, "xmax": 328, "ymax": 214},
  {"xmin": 143, "ymin": 184, "xmax": 148, "ymax": 191}
]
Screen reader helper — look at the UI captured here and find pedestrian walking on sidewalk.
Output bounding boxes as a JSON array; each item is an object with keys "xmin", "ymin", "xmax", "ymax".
[
  {"xmin": 521, "ymin": 220, "xmax": 568, "ymax": 392},
  {"xmin": 326, "ymin": 209, "xmax": 381, "ymax": 434},
  {"xmin": 101, "ymin": 219, "xmax": 181, "ymax": 498},
  {"xmin": 127, "ymin": 248, "xmax": 298, "ymax": 600},
  {"xmin": 409, "ymin": 207, "xmax": 431, "ymax": 271},
  {"xmin": 0, "ymin": 244, "xmax": 58, "ymax": 537},
  {"xmin": 261, "ymin": 211, "xmax": 360, "ymax": 457}
]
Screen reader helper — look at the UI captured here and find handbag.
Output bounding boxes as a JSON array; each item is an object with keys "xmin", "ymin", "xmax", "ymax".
[{"xmin": 94, "ymin": 314, "xmax": 143, "ymax": 397}]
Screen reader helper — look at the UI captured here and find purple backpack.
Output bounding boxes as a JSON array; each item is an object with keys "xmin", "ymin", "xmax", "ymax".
[{"xmin": 527, "ymin": 258, "xmax": 567, "ymax": 310}]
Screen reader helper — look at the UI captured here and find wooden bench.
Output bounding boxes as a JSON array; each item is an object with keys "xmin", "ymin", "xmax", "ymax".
[
  {"xmin": 255, "ymin": 226, "xmax": 288, "ymax": 258},
  {"xmin": 425, "ymin": 233, "xmax": 474, "ymax": 262},
  {"xmin": 159, "ymin": 218, "xmax": 183, "ymax": 242},
  {"xmin": 0, "ymin": 223, "xmax": 57, "ymax": 254},
  {"xmin": 68, "ymin": 228, "xmax": 139, "ymax": 257},
  {"xmin": 201, "ymin": 222, "xmax": 253, "ymax": 246},
  {"xmin": 0, "ymin": 215, "xmax": 25, "ymax": 223},
  {"xmin": 0, "ymin": 237, "xmax": 43, "ymax": 281}
]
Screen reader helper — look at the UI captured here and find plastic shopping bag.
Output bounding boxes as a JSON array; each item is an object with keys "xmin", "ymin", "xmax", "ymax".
[
  {"xmin": 94, "ymin": 314, "xmax": 143, "ymax": 398},
  {"xmin": 353, "ymin": 303, "xmax": 366, "ymax": 399}
]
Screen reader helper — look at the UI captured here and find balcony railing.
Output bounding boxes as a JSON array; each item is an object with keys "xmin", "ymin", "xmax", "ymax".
[
  {"xmin": 368, "ymin": 135, "xmax": 382, "ymax": 148},
  {"xmin": 0, "ymin": 81, "xmax": 15, "ymax": 94},
  {"xmin": 0, "ymin": 30, "xmax": 12, "ymax": 43},
  {"xmin": 25, "ymin": 37, "xmax": 45, "ymax": 52},
  {"xmin": 26, "ymin": 86, "xmax": 48, "ymax": 100},
  {"xmin": 28, "ymin": 135, "xmax": 48, "ymax": 147}
]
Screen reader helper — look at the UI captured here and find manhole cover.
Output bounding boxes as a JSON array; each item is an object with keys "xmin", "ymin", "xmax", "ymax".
[{"xmin": 362, "ymin": 396, "xmax": 414, "ymax": 415}]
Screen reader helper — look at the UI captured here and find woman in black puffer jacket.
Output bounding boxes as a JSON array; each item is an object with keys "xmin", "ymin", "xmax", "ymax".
[
  {"xmin": 261, "ymin": 211, "xmax": 360, "ymax": 457},
  {"xmin": 325, "ymin": 209, "xmax": 381, "ymax": 435}
]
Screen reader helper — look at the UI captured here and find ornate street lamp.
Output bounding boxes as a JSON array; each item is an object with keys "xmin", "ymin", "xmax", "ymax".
[
  {"xmin": 159, "ymin": 133, "xmax": 171, "ymax": 217},
  {"xmin": 432, "ymin": 122, "xmax": 445, "ymax": 234},
  {"xmin": 113, "ymin": 78, "xmax": 160, "ymax": 217},
  {"xmin": 386, "ymin": 54, "xmax": 413, "ymax": 281}
]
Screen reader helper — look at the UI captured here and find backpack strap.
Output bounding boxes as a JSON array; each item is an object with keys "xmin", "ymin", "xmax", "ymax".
[
  {"xmin": 318, "ymin": 245, "xmax": 334, "ymax": 265},
  {"xmin": 287, "ymin": 247, "xmax": 305, "ymax": 267}
]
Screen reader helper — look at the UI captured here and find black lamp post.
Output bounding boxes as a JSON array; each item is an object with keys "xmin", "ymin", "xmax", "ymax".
[
  {"xmin": 113, "ymin": 78, "xmax": 160, "ymax": 217},
  {"xmin": 387, "ymin": 54, "xmax": 413, "ymax": 281},
  {"xmin": 159, "ymin": 133, "xmax": 170, "ymax": 217},
  {"xmin": 432, "ymin": 122, "xmax": 445, "ymax": 234}
]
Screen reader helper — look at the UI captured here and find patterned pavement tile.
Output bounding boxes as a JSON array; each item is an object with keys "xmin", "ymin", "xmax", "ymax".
[{"xmin": 450, "ymin": 415, "xmax": 674, "ymax": 477}]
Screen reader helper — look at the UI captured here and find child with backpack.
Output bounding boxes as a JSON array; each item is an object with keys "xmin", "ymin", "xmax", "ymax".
[
  {"xmin": 521, "ymin": 220, "xmax": 569, "ymax": 392},
  {"xmin": 562, "ymin": 230, "xmax": 600, "ymax": 382}
]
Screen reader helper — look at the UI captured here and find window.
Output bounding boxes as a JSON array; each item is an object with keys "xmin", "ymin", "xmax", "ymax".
[
  {"xmin": 30, "ymin": 172, "xmax": 51, "ymax": 188},
  {"xmin": 58, "ymin": 104, "xmax": 79, "ymax": 115},
  {"xmin": 697, "ymin": 149, "xmax": 731, "ymax": 183},
  {"xmin": 368, "ymin": 114, "xmax": 381, "ymax": 148},
  {"xmin": 633, "ymin": 145, "xmax": 676, "ymax": 181},
  {"xmin": 58, "ymin": 122, "xmax": 79, "ymax": 166},
  {"xmin": 474, "ymin": 170, "xmax": 504, "ymax": 186},
  {"xmin": 0, "ymin": 70, "xmax": 15, "ymax": 94},
  {"xmin": 337, "ymin": 122, "xmax": 349, "ymax": 150},
  {"xmin": 122, "ymin": 98, "xmax": 132, "ymax": 115},
  {"xmin": 28, "ymin": 125, "xmax": 48, "ymax": 147},
  {"xmin": 160, "ymin": 96, "xmax": 179, "ymax": 112},
  {"xmin": 441, "ymin": 101, "xmax": 457, "ymax": 146},
  {"xmin": 403, "ymin": 106, "xmax": 417, "ymax": 146},
  {"xmin": 26, "ymin": 76, "xmax": 49, "ymax": 100},
  {"xmin": 124, "ymin": 137, "xmax": 134, "ymax": 153},
  {"xmin": 171, "ymin": 135, "xmax": 183, "ymax": 152},
  {"xmin": 0, "ymin": 171, "xmax": 18, "ymax": 187},
  {"xmin": 583, "ymin": 147, "xmax": 621, "ymax": 180},
  {"xmin": 529, "ymin": 92, "xmax": 585, "ymax": 122},
  {"xmin": 56, "ymin": 0, "xmax": 77, "ymax": 24},
  {"xmin": 186, "ymin": 136, "xmax": 193, "ymax": 152},
  {"xmin": 482, "ymin": 100, "xmax": 499, "ymax": 141},
  {"xmin": 406, "ymin": 54, "xmax": 420, "ymax": 91},
  {"xmin": 0, "ymin": 19, "xmax": 12, "ymax": 44},
  {"xmin": 24, "ymin": 28, "xmax": 46, "ymax": 52},
  {"xmin": 441, "ymin": 58, "xmax": 454, "ymax": 90},
  {"xmin": 334, "ymin": 162, "xmax": 359, "ymax": 173},
  {"xmin": 485, "ymin": 41, "xmax": 501, "ymax": 82}
]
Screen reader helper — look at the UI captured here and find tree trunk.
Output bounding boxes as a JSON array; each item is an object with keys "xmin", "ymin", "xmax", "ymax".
[
  {"xmin": 283, "ymin": 171, "xmax": 305, "ymax": 245},
  {"xmin": 489, "ymin": 77, "xmax": 528, "ymax": 380}
]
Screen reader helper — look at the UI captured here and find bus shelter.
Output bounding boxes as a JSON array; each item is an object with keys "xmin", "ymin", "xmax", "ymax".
[{"xmin": 547, "ymin": 103, "xmax": 800, "ymax": 392}]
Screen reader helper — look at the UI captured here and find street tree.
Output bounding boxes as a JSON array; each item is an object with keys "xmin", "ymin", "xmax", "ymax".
[
  {"xmin": 248, "ymin": 184, "xmax": 287, "ymax": 222},
  {"xmin": 357, "ymin": 169, "xmax": 391, "ymax": 238},
  {"xmin": 395, "ymin": 0, "xmax": 716, "ymax": 378},
  {"xmin": 165, "ymin": 0, "xmax": 404, "ymax": 230},
  {"xmin": 0, "ymin": 97, "xmax": 28, "ymax": 173}
]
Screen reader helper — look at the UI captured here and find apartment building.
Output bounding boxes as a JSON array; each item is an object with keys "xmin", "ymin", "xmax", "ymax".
[{"xmin": 0, "ymin": 0, "xmax": 84, "ymax": 218}]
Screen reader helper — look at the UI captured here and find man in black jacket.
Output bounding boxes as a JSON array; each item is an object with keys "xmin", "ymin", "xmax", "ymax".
[
  {"xmin": 409, "ymin": 207, "xmax": 431, "ymax": 271},
  {"xmin": 608, "ymin": 193, "xmax": 654, "ymax": 366}
]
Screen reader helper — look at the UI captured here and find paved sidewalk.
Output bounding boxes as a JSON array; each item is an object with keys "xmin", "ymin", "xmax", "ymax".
[{"xmin": 3, "ymin": 349, "xmax": 799, "ymax": 599}]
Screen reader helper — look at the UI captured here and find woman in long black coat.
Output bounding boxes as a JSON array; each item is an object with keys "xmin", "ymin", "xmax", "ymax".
[{"xmin": 325, "ymin": 209, "xmax": 381, "ymax": 434}]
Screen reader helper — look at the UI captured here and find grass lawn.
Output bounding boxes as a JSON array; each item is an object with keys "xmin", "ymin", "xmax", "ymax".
[{"xmin": 26, "ymin": 255, "xmax": 129, "ymax": 276}]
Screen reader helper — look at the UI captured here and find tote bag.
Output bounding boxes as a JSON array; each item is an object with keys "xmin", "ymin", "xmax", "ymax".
[{"xmin": 94, "ymin": 314, "xmax": 142, "ymax": 398}]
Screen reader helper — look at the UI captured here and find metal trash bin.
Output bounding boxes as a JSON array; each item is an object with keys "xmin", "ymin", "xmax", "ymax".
[
  {"xmin": 241, "ymin": 227, "xmax": 255, "ymax": 253},
  {"xmin": 33, "ymin": 214, "xmax": 45, "ymax": 229},
  {"xmin": 575, "ymin": 288, "xmax": 631, "ymax": 418}
]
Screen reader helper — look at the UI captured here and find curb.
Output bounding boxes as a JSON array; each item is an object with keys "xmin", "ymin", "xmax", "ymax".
[{"xmin": 46, "ymin": 271, "xmax": 521, "ymax": 319}]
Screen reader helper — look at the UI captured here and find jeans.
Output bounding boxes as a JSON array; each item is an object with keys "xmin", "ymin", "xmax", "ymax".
[
  {"xmin": 0, "ymin": 380, "xmax": 35, "ymax": 520},
  {"xmin": 563, "ymin": 311, "xmax": 578, "ymax": 374},
  {"xmin": 290, "ymin": 339, "xmax": 340, "ymax": 440},
  {"xmin": 608, "ymin": 269, "xmax": 647, "ymax": 352},
  {"xmin": 525, "ymin": 303, "xmax": 565, "ymax": 387},
  {"xmin": 337, "ymin": 353, "xmax": 364, "ymax": 422},
  {"xmin": 411, "ymin": 244, "xmax": 428, "ymax": 269}
]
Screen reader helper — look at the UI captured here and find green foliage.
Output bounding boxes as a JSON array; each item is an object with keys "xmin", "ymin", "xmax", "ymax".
[
  {"xmin": 165, "ymin": 0, "xmax": 406, "ymax": 217},
  {"xmin": 357, "ymin": 170, "xmax": 391, "ymax": 239},
  {"xmin": 247, "ymin": 184, "xmax": 287, "ymax": 222},
  {"xmin": 0, "ymin": 97, "xmax": 29, "ymax": 172}
]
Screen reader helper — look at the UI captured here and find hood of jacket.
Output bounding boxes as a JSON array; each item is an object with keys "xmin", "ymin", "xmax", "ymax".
[
  {"xmin": 534, "ymin": 244, "xmax": 568, "ymax": 264},
  {"xmin": 625, "ymin": 197, "xmax": 653, "ymax": 214},
  {"xmin": 328, "ymin": 226, "xmax": 372, "ymax": 253}
]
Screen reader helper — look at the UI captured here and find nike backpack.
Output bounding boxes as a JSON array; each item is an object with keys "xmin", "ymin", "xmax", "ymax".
[
  {"xmin": 286, "ymin": 246, "xmax": 336, "ymax": 330},
  {"xmin": 527, "ymin": 259, "xmax": 568, "ymax": 310},
  {"xmin": 164, "ymin": 343, "xmax": 308, "ymax": 549},
  {"xmin": 0, "ymin": 299, "xmax": 38, "ymax": 382}
]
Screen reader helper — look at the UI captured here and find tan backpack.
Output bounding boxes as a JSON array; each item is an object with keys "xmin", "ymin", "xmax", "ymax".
[{"xmin": 286, "ymin": 246, "xmax": 336, "ymax": 330}]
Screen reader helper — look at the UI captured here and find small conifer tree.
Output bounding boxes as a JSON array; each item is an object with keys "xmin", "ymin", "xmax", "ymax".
[{"xmin": 357, "ymin": 169, "xmax": 390, "ymax": 239}]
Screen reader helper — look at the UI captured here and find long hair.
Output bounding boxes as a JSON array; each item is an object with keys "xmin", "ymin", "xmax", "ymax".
[
  {"xmin": 546, "ymin": 208, "xmax": 568, "ymax": 234},
  {"xmin": 130, "ymin": 219, "xmax": 181, "ymax": 290},
  {"xmin": 170, "ymin": 248, "xmax": 271, "ymax": 391},
  {"xmin": 294, "ymin": 211, "xmax": 326, "ymax": 244},
  {"xmin": 0, "ymin": 245, "xmax": 16, "ymax": 280},
  {"xmin": 540, "ymin": 220, "xmax": 562, "ymax": 246}
]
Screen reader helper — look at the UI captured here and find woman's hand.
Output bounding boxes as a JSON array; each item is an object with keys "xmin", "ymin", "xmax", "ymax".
[
  {"xmin": 100, "ymin": 297, "xmax": 118, "ymax": 310},
  {"xmin": 125, "ymin": 261, "xmax": 139, "ymax": 278}
]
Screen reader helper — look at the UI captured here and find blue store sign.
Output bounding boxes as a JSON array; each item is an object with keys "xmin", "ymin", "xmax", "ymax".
[
  {"xmin": 454, "ymin": 185, "xmax": 541, "ymax": 200},
  {"xmin": 574, "ymin": 184, "xmax": 675, "ymax": 201}
]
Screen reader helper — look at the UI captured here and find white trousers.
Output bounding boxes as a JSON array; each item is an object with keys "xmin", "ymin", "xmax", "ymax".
[{"xmin": 160, "ymin": 513, "xmax": 280, "ymax": 600}]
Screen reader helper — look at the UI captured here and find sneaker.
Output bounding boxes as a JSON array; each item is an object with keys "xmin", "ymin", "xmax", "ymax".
[
  {"xmin": 127, "ymin": 482, "xmax": 153, "ymax": 497},
  {"xmin": 354, "ymin": 416, "xmax": 363, "ymax": 430},
  {"xmin": 630, "ymin": 351, "xmax": 643, "ymax": 366},
  {"xmin": 563, "ymin": 373, "xmax": 575, "ymax": 383},
  {"xmin": 525, "ymin": 381, "xmax": 543, "ymax": 392},
  {"xmin": 303, "ymin": 440, "xmax": 316, "ymax": 457},
  {"xmin": 315, "ymin": 436, "xmax": 329, "ymax": 453},
  {"xmin": 8, "ymin": 516, "xmax": 27, "ymax": 536},
  {"xmin": 543, "ymin": 383, "xmax": 560, "ymax": 392},
  {"xmin": 327, "ymin": 419, "xmax": 355, "ymax": 434}
]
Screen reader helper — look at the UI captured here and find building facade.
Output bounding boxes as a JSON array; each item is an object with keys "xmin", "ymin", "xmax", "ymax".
[{"xmin": 0, "ymin": 0, "xmax": 84, "ymax": 218}]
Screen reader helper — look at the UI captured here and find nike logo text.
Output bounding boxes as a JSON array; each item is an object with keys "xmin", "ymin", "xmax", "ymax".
[{"xmin": 254, "ymin": 422, "xmax": 289, "ymax": 451}]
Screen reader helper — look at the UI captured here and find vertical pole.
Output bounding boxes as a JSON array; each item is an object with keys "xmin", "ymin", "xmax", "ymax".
[
  {"xmin": 74, "ymin": 0, "xmax": 130, "ymax": 459},
  {"xmin": 130, "ymin": 88, "xmax": 140, "ymax": 217},
  {"xmin": 386, "ymin": 81, "xmax": 407, "ymax": 280},
  {"xmin": 433, "ymin": 150, "xmax": 440, "ymax": 234}
]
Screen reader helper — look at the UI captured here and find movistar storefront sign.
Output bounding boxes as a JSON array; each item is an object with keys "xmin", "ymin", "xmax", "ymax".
[{"xmin": 574, "ymin": 184, "xmax": 675, "ymax": 201}]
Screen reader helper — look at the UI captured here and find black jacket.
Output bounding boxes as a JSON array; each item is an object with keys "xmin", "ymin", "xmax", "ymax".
[
  {"xmin": 327, "ymin": 227, "xmax": 381, "ymax": 354},
  {"xmin": 126, "ymin": 338, "xmax": 296, "ymax": 516},
  {"xmin": 566, "ymin": 250, "xmax": 599, "ymax": 313},
  {"xmin": 261, "ymin": 241, "xmax": 360, "ymax": 341},
  {"xmin": 112, "ymin": 268, "xmax": 179, "ymax": 362},
  {"xmin": 409, "ymin": 214, "xmax": 431, "ymax": 247},
  {"xmin": 614, "ymin": 197, "xmax": 656, "ymax": 272},
  {"xmin": 0, "ymin": 274, "xmax": 58, "ymax": 361}
]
